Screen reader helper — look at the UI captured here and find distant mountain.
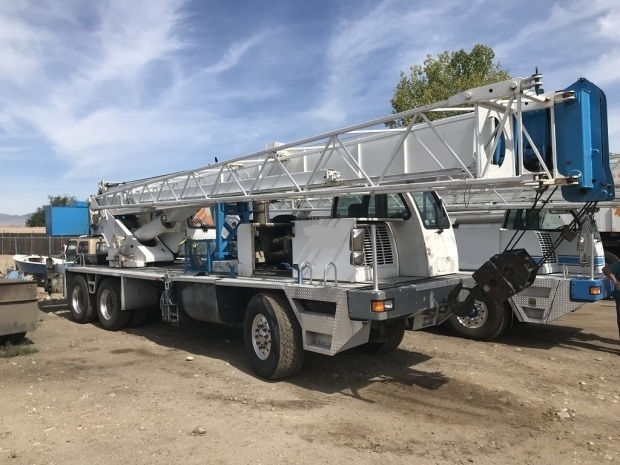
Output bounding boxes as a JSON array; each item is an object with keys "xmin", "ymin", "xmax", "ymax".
[{"xmin": 0, "ymin": 213, "xmax": 31, "ymax": 227}]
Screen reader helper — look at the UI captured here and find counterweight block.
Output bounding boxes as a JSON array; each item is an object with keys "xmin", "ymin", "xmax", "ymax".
[{"xmin": 472, "ymin": 249, "xmax": 538, "ymax": 306}]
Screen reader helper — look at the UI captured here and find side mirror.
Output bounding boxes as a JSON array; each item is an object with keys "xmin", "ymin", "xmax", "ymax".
[
  {"xmin": 350, "ymin": 227, "xmax": 365, "ymax": 252},
  {"xmin": 350, "ymin": 227, "xmax": 366, "ymax": 266},
  {"xmin": 577, "ymin": 235, "xmax": 586, "ymax": 253},
  {"xmin": 577, "ymin": 234, "xmax": 589, "ymax": 266},
  {"xmin": 350, "ymin": 251, "xmax": 365, "ymax": 266}
]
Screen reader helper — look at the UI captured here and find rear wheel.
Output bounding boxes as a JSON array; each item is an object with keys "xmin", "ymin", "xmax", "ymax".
[
  {"xmin": 243, "ymin": 293, "xmax": 304, "ymax": 379},
  {"xmin": 445, "ymin": 300, "xmax": 511, "ymax": 341},
  {"xmin": 360, "ymin": 320, "xmax": 406, "ymax": 354},
  {"xmin": 69, "ymin": 275, "xmax": 96, "ymax": 323},
  {"xmin": 96, "ymin": 279, "xmax": 130, "ymax": 331}
]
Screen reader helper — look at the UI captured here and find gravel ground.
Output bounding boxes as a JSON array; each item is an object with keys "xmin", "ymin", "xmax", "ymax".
[{"xmin": 1, "ymin": 255, "xmax": 620, "ymax": 464}]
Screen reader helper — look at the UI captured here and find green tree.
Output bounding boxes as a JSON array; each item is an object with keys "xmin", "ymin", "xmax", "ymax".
[
  {"xmin": 387, "ymin": 44, "xmax": 510, "ymax": 127},
  {"xmin": 26, "ymin": 194, "xmax": 77, "ymax": 227}
]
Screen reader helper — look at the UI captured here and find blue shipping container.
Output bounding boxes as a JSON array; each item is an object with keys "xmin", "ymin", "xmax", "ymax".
[{"xmin": 45, "ymin": 205, "xmax": 90, "ymax": 236}]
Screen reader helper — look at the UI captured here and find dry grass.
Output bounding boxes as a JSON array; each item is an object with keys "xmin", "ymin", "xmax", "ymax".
[
  {"xmin": 0, "ymin": 342, "xmax": 37, "ymax": 358},
  {"xmin": 0, "ymin": 227, "xmax": 45, "ymax": 234}
]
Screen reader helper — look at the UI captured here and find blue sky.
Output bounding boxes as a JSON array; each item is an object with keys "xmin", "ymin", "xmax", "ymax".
[{"xmin": 1, "ymin": 0, "xmax": 620, "ymax": 215}]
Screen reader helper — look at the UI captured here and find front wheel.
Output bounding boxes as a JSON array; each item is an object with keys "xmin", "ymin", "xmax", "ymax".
[
  {"xmin": 359, "ymin": 320, "xmax": 406, "ymax": 354},
  {"xmin": 243, "ymin": 293, "xmax": 304, "ymax": 379},
  {"xmin": 445, "ymin": 300, "xmax": 511, "ymax": 341},
  {"xmin": 96, "ymin": 279, "xmax": 130, "ymax": 331}
]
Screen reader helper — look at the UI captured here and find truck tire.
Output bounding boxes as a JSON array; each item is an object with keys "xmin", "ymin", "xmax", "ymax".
[
  {"xmin": 360, "ymin": 320, "xmax": 406, "ymax": 354},
  {"xmin": 243, "ymin": 293, "xmax": 304, "ymax": 379},
  {"xmin": 445, "ymin": 300, "xmax": 511, "ymax": 341},
  {"xmin": 69, "ymin": 276, "xmax": 96, "ymax": 323},
  {"xmin": 96, "ymin": 279, "xmax": 130, "ymax": 331}
]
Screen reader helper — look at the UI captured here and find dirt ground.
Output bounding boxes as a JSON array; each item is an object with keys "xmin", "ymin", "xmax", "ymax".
[{"xmin": 2, "ymin": 254, "xmax": 620, "ymax": 465}]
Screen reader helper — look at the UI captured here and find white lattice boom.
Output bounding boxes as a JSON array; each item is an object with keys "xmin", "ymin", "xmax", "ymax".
[
  {"xmin": 443, "ymin": 154, "xmax": 620, "ymax": 212},
  {"xmin": 91, "ymin": 74, "xmax": 580, "ymax": 215}
]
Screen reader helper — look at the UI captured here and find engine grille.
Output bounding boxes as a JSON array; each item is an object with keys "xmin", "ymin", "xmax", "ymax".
[
  {"xmin": 536, "ymin": 231, "xmax": 557, "ymax": 264},
  {"xmin": 362, "ymin": 224, "xmax": 394, "ymax": 266}
]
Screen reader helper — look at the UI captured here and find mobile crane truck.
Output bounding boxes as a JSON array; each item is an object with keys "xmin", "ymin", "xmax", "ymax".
[
  {"xmin": 63, "ymin": 74, "xmax": 614, "ymax": 379},
  {"xmin": 437, "ymin": 154, "xmax": 618, "ymax": 340},
  {"xmin": 447, "ymin": 205, "xmax": 611, "ymax": 339}
]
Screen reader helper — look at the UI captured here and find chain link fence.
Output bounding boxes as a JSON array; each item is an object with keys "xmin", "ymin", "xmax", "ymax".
[
  {"xmin": 0, "ymin": 233, "xmax": 73, "ymax": 257},
  {"xmin": 1, "ymin": 233, "xmax": 76, "ymax": 287}
]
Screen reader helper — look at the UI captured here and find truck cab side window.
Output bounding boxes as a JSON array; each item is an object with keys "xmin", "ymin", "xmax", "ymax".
[{"xmin": 333, "ymin": 194, "xmax": 410, "ymax": 219}]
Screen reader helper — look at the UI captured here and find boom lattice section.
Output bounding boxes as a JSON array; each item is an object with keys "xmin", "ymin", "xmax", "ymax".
[{"xmin": 91, "ymin": 74, "xmax": 612, "ymax": 215}]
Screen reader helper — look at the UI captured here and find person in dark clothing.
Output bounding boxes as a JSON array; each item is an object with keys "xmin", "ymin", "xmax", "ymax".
[{"xmin": 602, "ymin": 262, "xmax": 620, "ymax": 341}]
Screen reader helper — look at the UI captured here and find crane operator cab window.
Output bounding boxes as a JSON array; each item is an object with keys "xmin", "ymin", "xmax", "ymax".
[
  {"xmin": 333, "ymin": 191, "xmax": 450, "ymax": 230},
  {"xmin": 332, "ymin": 193, "xmax": 411, "ymax": 220}
]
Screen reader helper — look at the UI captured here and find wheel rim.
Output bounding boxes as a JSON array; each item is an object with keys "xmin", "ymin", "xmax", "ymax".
[
  {"xmin": 456, "ymin": 300, "xmax": 488, "ymax": 328},
  {"xmin": 251, "ymin": 313, "xmax": 271, "ymax": 360},
  {"xmin": 100, "ymin": 289, "xmax": 114, "ymax": 321},
  {"xmin": 71, "ymin": 286, "xmax": 85, "ymax": 316}
]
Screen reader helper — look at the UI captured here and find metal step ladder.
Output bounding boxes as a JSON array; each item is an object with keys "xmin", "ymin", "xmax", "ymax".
[{"xmin": 160, "ymin": 278, "xmax": 179, "ymax": 327}]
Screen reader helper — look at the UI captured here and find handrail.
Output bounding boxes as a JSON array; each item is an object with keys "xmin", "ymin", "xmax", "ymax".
[
  {"xmin": 323, "ymin": 262, "xmax": 338, "ymax": 287},
  {"xmin": 299, "ymin": 261, "xmax": 312, "ymax": 285}
]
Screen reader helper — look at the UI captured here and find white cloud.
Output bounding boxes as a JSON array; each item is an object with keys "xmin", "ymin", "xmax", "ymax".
[
  {"xmin": 607, "ymin": 107, "xmax": 620, "ymax": 153},
  {"xmin": 593, "ymin": 0, "xmax": 620, "ymax": 40},
  {"xmin": 494, "ymin": 0, "xmax": 620, "ymax": 77},
  {"xmin": 0, "ymin": 0, "xmax": 288, "ymax": 183},
  {"xmin": 203, "ymin": 33, "xmax": 268, "ymax": 76},
  {"xmin": 0, "ymin": 0, "xmax": 204, "ymax": 177},
  {"xmin": 304, "ymin": 1, "xmax": 496, "ymax": 125},
  {"xmin": 1, "ymin": 0, "xmax": 620, "ymax": 213},
  {"xmin": 494, "ymin": 4, "xmax": 581, "ymax": 58},
  {"xmin": 0, "ymin": 6, "xmax": 47, "ymax": 83},
  {"xmin": 586, "ymin": 49, "xmax": 620, "ymax": 86}
]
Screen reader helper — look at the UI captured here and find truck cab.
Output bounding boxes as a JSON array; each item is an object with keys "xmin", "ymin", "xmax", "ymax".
[
  {"xmin": 65, "ymin": 236, "xmax": 108, "ymax": 265},
  {"xmin": 455, "ymin": 208, "xmax": 606, "ymax": 275},
  {"xmin": 237, "ymin": 190, "xmax": 459, "ymax": 283}
]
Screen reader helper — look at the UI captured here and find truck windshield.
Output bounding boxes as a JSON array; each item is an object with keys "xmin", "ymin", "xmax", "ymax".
[
  {"xmin": 504, "ymin": 209, "xmax": 568, "ymax": 230},
  {"xmin": 411, "ymin": 191, "xmax": 451, "ymax": 230},
  {"xmin": 333, "ymin": 193, "xmax": 410, "ymax": 219},
  {"xmin": 65, "ymin": 240, "xmax": 77, "ymax": 262}
]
